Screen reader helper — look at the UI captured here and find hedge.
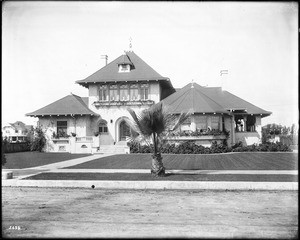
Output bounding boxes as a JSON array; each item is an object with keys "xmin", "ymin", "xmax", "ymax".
[{"xmin": 128, "ymin": 141, "xmax": 292, "ymax": 154}]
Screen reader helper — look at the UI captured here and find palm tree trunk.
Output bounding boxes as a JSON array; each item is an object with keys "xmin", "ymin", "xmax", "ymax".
[{"xmin": 151, "ymin": 133, "xmax": 165, "ymax": 177}]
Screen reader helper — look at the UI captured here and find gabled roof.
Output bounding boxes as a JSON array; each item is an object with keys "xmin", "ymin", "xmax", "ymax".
[
  {"xmin": 160, "ymin": 82, "xmax": 272, "ymax": 117},
  {"xmin": 76, "ymin": 51, "xmax": 172, "ymax": 87},
  {"xmin": 26, "ymin": 94, "xmax": 98, "ymax": 117}
]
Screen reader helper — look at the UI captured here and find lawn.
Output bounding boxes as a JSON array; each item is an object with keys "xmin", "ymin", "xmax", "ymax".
[
  {"xmin": 64, "ymin": 152, "xmax": 298, "ymax": 170},
  {"xmin": 3, "ymin": 152, "xmax": 91, "ymax": 169},
  {"xmin": 24, "ymin": 172, "xmax": 298, "ymax": 182}
]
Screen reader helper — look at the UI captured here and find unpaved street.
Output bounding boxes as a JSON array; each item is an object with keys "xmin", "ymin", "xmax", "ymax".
[{"xmin": 2, "ymin": 187, "xmax": 298, "ymax": 238}]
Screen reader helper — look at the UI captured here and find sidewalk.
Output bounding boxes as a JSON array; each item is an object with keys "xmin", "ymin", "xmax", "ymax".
[{"xmin": 2, "ymin": 154, "xmax": 298, "ymax": 190}]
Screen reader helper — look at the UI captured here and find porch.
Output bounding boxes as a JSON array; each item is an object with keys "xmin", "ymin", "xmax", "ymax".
[{"xmin": 50, "ymin": 136, "xmax": 129, "ymax": 154}]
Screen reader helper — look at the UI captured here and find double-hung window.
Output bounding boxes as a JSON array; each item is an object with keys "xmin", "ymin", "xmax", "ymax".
[
  {"xmin": 140, "ymin": 83, "xmax": 149, "ymax": 100},
  {"xmin": 120, "ymin": 84, "xmax": 128, "ymax": 101},
  {"xmin": 109, "ymin": 85, "xmax": 118, "ymax": 101},
  {"xmin": 57, "ymin": 121, "xmax": 68, "ymax": 137},
  {"xmin": 99, "ymin": 85, "xmax": 107, "ymax": 101},
  {"xmin": 130, "ymin": 84, "xmax": 139, "ymax": 100},
  {"xmin": 195, "ymin": 116, "xmax": 207, "ymax": 131},
  {"xmin": 211, "ymin": 116, "xmax": 220, "ymax": 130}
]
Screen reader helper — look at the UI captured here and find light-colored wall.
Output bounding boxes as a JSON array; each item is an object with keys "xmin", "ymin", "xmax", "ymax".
[
  {"xmin": 235, "ymin": 132, "xmax": 261, "ymax": 146},
  {"xmin": 90, "ymin": 105, "xmax": 150, "ymax": 144},
  {"xmin": 149, "ymin": 82, "xmax": 160, "ymax": 103},
  {"xmin": 38, "ymin": 116, "xmax": 94, "ymax": 152}
]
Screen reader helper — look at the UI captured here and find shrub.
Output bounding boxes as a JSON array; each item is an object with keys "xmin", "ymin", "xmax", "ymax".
[
  {"xmin": 129, "ymin": 140, "xmax": 292, "ymax": 154},
  {"xmin": 29, "ymin": 127, "xmax": 47, "ymax": 152}
]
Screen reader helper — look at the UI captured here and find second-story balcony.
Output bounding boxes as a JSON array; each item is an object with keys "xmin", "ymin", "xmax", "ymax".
[{"xmin": 93, "ymin": 99, "xmax": 154, "ymax": 107}]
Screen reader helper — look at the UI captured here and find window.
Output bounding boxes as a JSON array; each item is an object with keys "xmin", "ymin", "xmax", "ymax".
[
  {"xmin": 15, "ymin": 130, "xmax": 18, "ymax": 133},
  {"xmin": 211, "ymin": 116, "xmax": 220, "ymax": 130},
  {"xmin": 121, "ymin": 64, "xmax": 128, "ymax": 71},
  {"xmin": 140, "ymin": 83, "xmax": 149, "ymax": 100},
  {"xmin": 119, "ymin": 64, "xmax": 130, "ymax": 72},
  {"xmin": 12, "ymin": 136, "xmax": 17, "ymax": 142},
  {"xmin": 195, "ymin": 115, "xmax": 207, "ymax": 131},
  {"xmin": 109, "ymin": 85, "xmax": 118, "ymax": 101},
  {"xmin": 120, "ymin": 84, "xmax": 128, "ymax": 101},
  {"xmin": 99, "ymin": 124, "xmax": 108, "ymax": 134},
  {"xmin": 57, "ymin": 121, "xmax": 68, "ymax": 136},
  {"xmin": 99, "ymin": 85, "xmax": 107, "ymax": 101},
  {"xmin": 130, "ymin": 84, "xmax": 139, "ymax": 100}
]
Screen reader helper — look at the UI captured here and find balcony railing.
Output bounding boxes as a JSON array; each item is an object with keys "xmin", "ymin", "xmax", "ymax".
[
  {"xmin": 93, "ymin": 99, "xmax": 154, "ymax": 107},
  {"xmin": 76, "ymin": 136, "xmax": 93, "ymax": 142}
]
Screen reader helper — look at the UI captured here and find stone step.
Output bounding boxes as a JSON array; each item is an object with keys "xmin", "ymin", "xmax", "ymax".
[{"xmin": 97, "ymin": 145, "xmax": 130, "ymax": 154}]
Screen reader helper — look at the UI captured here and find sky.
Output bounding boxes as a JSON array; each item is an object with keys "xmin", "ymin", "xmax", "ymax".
[{"xmin": 2, "ymin": 1, "xmax": 298, "ymax": 128}]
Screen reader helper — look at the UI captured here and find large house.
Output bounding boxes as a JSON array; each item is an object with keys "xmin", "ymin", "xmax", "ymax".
[
  {"xmin": 2, "ymin": 121, "xmax": 33, "ymax": 142},
  {"xmin": 26, "ymin": 50, "xmax": 271, "ymax": 153}
]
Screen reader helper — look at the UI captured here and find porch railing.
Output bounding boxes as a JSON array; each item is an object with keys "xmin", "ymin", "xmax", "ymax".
[{"xmin": 76, "ymin": 136, "xmax": 93, "ymax": 142}]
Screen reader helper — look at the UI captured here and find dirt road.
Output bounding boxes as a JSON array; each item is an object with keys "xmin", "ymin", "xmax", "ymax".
[{"xmin": 2, "ymin": 187, "xmax": 298, "ymax": 238}]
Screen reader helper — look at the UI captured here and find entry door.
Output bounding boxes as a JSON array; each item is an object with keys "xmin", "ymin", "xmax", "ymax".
[{"xmin": 119, "ymin": 120, "xmax": 130, "ymax": 141}]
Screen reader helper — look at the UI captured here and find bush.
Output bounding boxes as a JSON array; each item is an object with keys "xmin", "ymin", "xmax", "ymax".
[
  {"xmin": 128, "ymin": 140, "xmax": 292, "ymax": 154},
  {"xmin": 29, "ymin": 127, "xmax": 47, "ymax": 152}
]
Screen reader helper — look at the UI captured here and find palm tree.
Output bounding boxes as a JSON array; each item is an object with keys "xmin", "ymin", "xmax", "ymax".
[{"xmin": 127, "ymin": 102, "xmax": 190, "ymax": 177}]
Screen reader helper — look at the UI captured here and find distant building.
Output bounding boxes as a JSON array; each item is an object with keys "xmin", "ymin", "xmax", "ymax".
[
  {"xmin": 26, "ymin": 50, "xmax": 271, "ymax": 153},
  {"xmin": 2, "ymin": 121, "xmax": 33, "ymax": 142}
]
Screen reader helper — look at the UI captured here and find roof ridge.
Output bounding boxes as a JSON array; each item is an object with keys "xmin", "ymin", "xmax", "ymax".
[
  {"xmin": 193, "ymin": 83, "xmax": 226, "ymax": 111},
  {"xmin": 71, "ymin": 94, "xmax": 96, "ymax": 114}
]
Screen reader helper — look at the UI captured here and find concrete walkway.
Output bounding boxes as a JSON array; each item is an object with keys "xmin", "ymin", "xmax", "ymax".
[{"xmin": 2, "ymin": 154, "xmax": 298, "ymax": 190}]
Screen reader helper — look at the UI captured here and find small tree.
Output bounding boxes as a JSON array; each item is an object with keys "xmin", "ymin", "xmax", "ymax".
[
  {"xmin": 29, "ymin": 127, "xmax": 47, "ymax": 152},
  {"xmin": 127, "ymin": 102, "xmax": 190, "ymax": 177}
]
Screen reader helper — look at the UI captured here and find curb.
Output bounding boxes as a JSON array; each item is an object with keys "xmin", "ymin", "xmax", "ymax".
[{"xmin": 2, "ymin": 179, "xmax": 298, "ymax": 190}]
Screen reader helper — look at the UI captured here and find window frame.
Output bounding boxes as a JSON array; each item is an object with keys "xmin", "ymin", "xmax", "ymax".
[{"xmin": 57, "ymin": 121, "xmax": 68, "ymax": 136}]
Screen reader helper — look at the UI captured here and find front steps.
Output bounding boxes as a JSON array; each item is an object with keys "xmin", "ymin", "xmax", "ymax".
[{"xmin": 95, "ymin": 143, "xmax": 130, "ymax": 154}]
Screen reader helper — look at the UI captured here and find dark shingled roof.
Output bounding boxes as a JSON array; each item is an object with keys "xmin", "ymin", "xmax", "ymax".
[
  {"xmin": 160, "ymin": 82, "xmax": 272, "ymax": 117},
  {"xmin": 76, "ymin": 51, "xmax": 172, "ymax": 87},
  {"xmin": 26, "ymin": 94, "xmax": 98, "ymax": 117}
]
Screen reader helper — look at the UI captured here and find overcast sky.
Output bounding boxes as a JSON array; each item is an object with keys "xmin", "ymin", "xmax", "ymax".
[{"xmin": 2, "ymin": 1, "xmax": 298, "ymax": 127}]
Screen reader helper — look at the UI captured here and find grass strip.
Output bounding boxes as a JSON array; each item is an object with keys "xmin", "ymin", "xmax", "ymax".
[
  {"xmin": 4, "ymin": 152, "xmax": 91, "ymax": 169},
  {"xmin": 23, "ymin": 172, "xmax": 298, "ymax": 182},
  {"xmin": 63, "ymin": 153, "xmax": 298, "ymax": 170}
]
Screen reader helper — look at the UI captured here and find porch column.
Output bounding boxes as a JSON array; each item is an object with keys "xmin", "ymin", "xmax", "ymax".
[
  {"xmin": 231, "ymin": 114, "xmax": 236, "ymax": 145},
  {"xmin": 190, "ymin": 115, "xmax": 196, "ymax": 131},
  {"xmin": 243, "ymin": 116, "xmax": 247, "ymax": 132}
]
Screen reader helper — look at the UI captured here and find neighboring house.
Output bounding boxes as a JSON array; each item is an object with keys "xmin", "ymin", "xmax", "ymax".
[
  {"xmin": 2, "ymin": 121, "xmax": 33, "ymax": 142},
  {"xmin": 26, "ymin": 50, "xmax": 271, "ymax": 153}
]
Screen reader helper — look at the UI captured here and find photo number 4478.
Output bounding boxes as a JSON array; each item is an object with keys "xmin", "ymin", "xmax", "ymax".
[{"xmin": 9, "ymin": 226, "xmax": 21, "ymax": 230}]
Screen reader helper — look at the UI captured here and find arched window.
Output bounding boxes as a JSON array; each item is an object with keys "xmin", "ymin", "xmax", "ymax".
[{"xmin": 99, "ymin": 123, "xmax": 108, "ymax": 134}]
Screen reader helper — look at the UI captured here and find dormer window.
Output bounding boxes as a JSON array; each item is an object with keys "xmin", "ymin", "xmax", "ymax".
[
  {"xmin": 117, "ymin": 54, "xmax": 134, "ymax": 73},
  {"xmin": 119, "ymin": 64, "xmax": 130, "ymax": 72}
]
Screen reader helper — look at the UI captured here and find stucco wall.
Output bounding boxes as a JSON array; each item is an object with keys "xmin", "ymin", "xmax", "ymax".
[
  {"xmin": 90, "ymin": 105, "xmax": 150, "ymax": 144},
  {"xmin": 235, "ymin": 132, "xmax": 261, "ymax": 146}
]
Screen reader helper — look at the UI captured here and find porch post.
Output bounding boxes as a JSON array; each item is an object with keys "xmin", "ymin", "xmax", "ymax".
[
  {"xmin": 190, "ymin": 114, "xmax": 196, "ymax": 131},
  {"xmin": 243, "ymin": 116, "xmax": 247, "ymax": 132},
  {"xmin": 231, "ymin": 114, "xmax": 236, "ymax": 145}
]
